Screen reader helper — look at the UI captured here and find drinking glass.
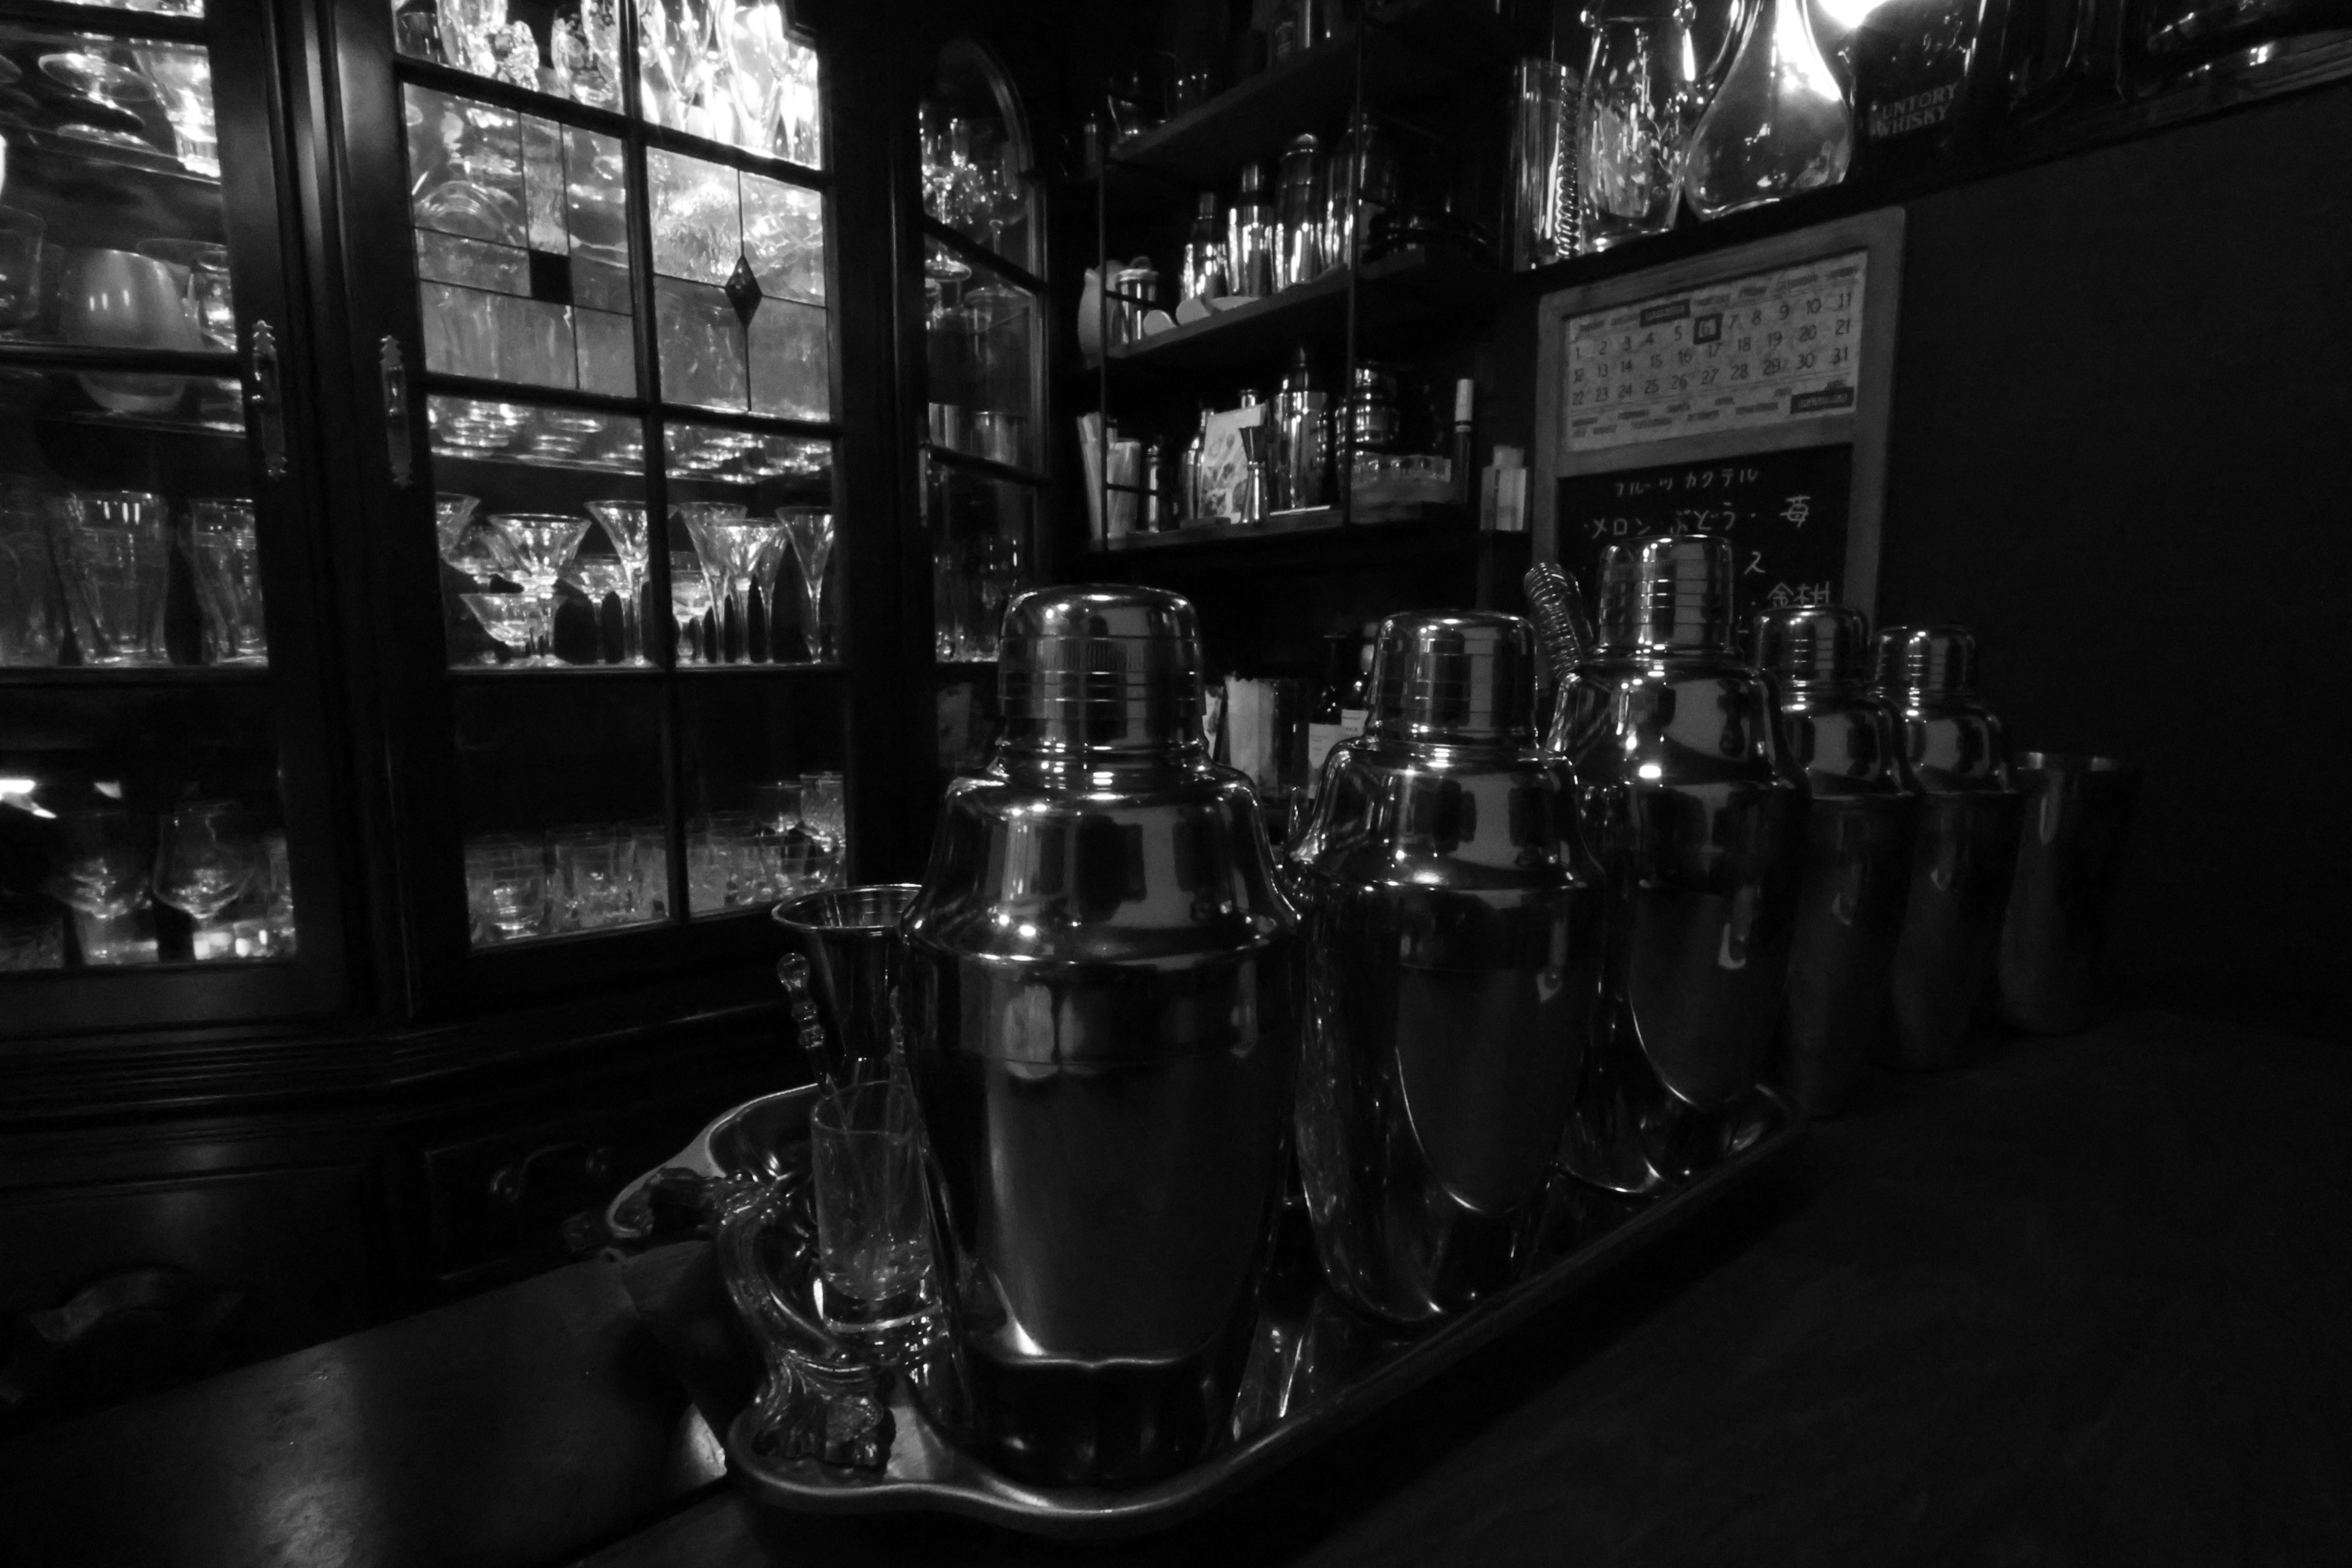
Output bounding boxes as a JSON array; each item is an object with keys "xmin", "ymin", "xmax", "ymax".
[
  {"xmin": 189, "ymin": 499, "xmax": 267, "ymax": 666},
  {"xmin": 584, "ymin": 500, "xmax": 652, "ymax": 663},
  {"xmin": 55, "ymin": 491, "xmax": 172, "ymax": 666},
  {"xmin": 461, "ymin": 591, "xmax": 534, "ymax": 663},
  {"xmin": 625, "ymin": 819, "xmax": 669, "ymax": 918},
  {"xmin": 551, "ymin": 825, "xmax": 633, "ymax": 930},
  {"xmin": 435, "ymin": 492, "xmax": 481, "ymax": 557},
  {"xmin": 154, "ymin": 802, "xmax": 262, "ymax": 952},
  {"xmin": 1579, "ymin": 9, "xmax": 1703, "ymax": 252},
  {"xmin": 0, "ymin": 493, "xmax": 61, "ymax": 666},
  {"xmin": 801, "ymin": 771, "xmax": 844, "ymax": 888},
  {"xmin": 257, "ymin": 829, "xmax": 298, "ymax": 957},
  {"xmin": 930, "ymin": 537, "xmax": 970, "ymax": 660},
  {"xmin": 777, "ymin": 508, "xmax": 835, "ymax": 664},
  {"xmin": 0, "ymin": 207, "xmax": 44, "ymax": 335},
  {"xmin": 562, "ymin": 557, "xmax": 631, "ymax": 663},
  {"xmin": 668, "ymin": 549, "xmax": 713, "ymax": 664},
  {"xmin": 137, "ymin": 238, "xmax": 236, "ymax": 349},
  {"xmin": 687, "ymin": 810, "xmax": 761, "ymax": 910},
  {"xmin": 677, "ymin": 502, "xmax": 785, "ymax": 665},
  {"xmin": 51, "ymin": 808, "xmax": 157, "ymax": 966},
  {"xmin": 967, "ymin": 533, "xmax": 1017, "ymax": 663},
  {"xmin": 0, "ymin": 908, "xmax": 63, "ymax": 972},
  {"xmin": 465, "ymin": 832, "xmax": 547, "ymax": 942},
  {"xmin": 809, "ymin": 1074, "xmax": 942, "ymax": 1365},
  {"xmin": 491, "ymin": 513, "xmax": 592, "ymax": 665}
]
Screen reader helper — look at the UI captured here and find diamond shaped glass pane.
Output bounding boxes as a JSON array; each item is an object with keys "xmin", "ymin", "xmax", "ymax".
[{"xmin": 648, "ymin": 150, "xmax": 828, "ymax": 415}]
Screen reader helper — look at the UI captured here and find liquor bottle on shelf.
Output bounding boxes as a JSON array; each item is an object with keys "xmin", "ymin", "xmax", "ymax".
[
  {"xmin": 1848, "ymin": 0, "xmax": 2006, "ymax": 181},
  {"xmin": 1178, "ymin": 192, "xmax": 1229, "ymax": 303}
]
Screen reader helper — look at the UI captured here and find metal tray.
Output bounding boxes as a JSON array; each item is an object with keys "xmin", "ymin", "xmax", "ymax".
[{"xmin": 692, "ymin": 1087, "xmax": 1802, "ymax": 1540}]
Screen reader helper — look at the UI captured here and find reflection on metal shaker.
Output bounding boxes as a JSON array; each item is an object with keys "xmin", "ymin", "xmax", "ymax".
[
  {"xmin": 1754, "ymin": 606, "xmax": 1917, "ymax": 1117},
  {"xmin": 1874, "ymin": 625, "xmax": 2024, "ymax": 1071},
  {"xmin": 1553, "ymin": 535, "xmax": 1806, "ymax": 1194},
  {"xmin": 900, "ymin": 587, "xmax": 1301, "ymax": 1487},
  {"xmin": 1292, "ymin": 613, "xmax": 1604, "ymax": 1327}
]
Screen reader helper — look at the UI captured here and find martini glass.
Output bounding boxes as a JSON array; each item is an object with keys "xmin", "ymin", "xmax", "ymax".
[
  {"xmin": 491, "ymin": 512, "xmax": 593, "ymax": 665},
  {"xmin": 676, "ymin": 502, "xmax": 784, "ymax": 664},
  {"xmin": 435, "ymin": 492, "xmax": 481, "ymax": 556},
  {"xmin": 778, "ymin": 507, "xmax": 836, "ymax": 664},
  {"xmin": 584, "ymin": 499, "xmax": 652, "ymax": 664},
  {"xmin": 461, "ymin": 591, "xmax": 535, "ymax": 664}
]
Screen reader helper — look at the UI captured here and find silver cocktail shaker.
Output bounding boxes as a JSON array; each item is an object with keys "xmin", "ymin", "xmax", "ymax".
[
  {"xmin": 1292, "ymin": 613, "xmax": 1604, "ymax": 1328},
  {"xmin": 1553, "ymin": 535, "xmax": 1806, "ymax": 1193},
  {"xmin": 1874, "ymin": 625, "xmax": 2024, "ymax": 1071},
  {"xmin": 900, "ymin": 586, "xmax": 1302, "ymax": 1487},
  {"xmin": 1754, "ymin": 606, "xmax": 1917, "ymax": 1117}
]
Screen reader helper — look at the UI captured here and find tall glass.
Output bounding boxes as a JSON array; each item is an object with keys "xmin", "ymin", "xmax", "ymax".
[
  {"xmin": 189, "ymin": 499, "xmax": 268, "ymax": 666},
  {"xmin": 668, "ymin": 549, "xmax": 713, "ymax": 664},
  {"xmin": 55, "ymin": 491, "xmax": 172, "ymax": 666},
  {"xmin": 0, "ymin": 491, "xmax": 61, "ymax": 667},
  {"xmin": 52, "ymin": 808, "xmax": 157, "ymax": 967},
  {"xmin": 1579, "ymin": 8, "xmax": 1704, "ymax": 252},
  {"xmin": 808, "ymin": 1072, "xmax": 943, "ymax": 1366}
]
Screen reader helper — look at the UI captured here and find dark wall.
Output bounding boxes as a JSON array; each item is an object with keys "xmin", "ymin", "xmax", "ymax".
[{"xmin": 1494, "ymin": 82, "xmax": 2352, "ymax": 1026}]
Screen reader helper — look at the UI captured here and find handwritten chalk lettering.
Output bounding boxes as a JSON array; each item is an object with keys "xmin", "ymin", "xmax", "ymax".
[{"xmin": 1781, "ymin": 493, "xmax": 1811, "ymax": 527}]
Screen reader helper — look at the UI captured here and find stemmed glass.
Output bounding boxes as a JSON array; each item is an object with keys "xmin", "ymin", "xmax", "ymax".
[
  {"xmin": 491, "ymin": 513, "xmax": 592, "ymax": 665},
  {"xmin": 562, "ymin": 557, "xmax": 633, "ymax": 663},
  {"xmin": 154, "ymin": 802, "xmax": 261, "ymax": 957},
  {"xmin": 777, "ymin": 507, "xmax": 835, "ymax": 664},
  {"xmin": 584, "ymin": 500, "xmax": 652, "ymax": 664},
  {"xmin": 676, "ymin": 502, "xmax": 784, "ymax": 664},
  {"xmin": 669, "ymin": 549, "xmax": 713, "ymax": 663},
  {"xmin": 437, "ymin": 493, "xmax": 521, "ymax": 589},
  {"xmin": 462, "ymin": 592, "xmax": 535, "ymax": 663}
]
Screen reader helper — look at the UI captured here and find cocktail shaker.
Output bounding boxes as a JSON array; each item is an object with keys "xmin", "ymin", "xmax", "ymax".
[
  {"xmin": 1874, "ymin": 625, "xmax": 2024, "ymax": 1071},
  {"xmin": 1229, "ymin": 162, "xmax": 1274, "ymax": 298},
  {"xmin": 1754, "ymin": 606, "xmax": 1916, "ymax": 1117},
  {"xmin": 1553, "ymin": 535, "xmax": 1806, "ymax": 1193},
  {"xmin": 1292, "ymin": 613, "xmax": 1604, "ymax": 1327},
  {"xmin": 1272, "ymin": 347, "xmax": 1329, "ymax": 510},
  {"xmin": 900, "ymin": 586, "xmax": 1302, "ymax": 1487}
]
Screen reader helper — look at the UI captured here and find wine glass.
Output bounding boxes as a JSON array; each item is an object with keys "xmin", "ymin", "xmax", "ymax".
[
  {"xmin": 777, "ymin": 507, "xmax": 835, "ymax": 664},
  {"xmin": 669, "ymin": 549, "xmax": 713, "ymax": 664},
  {"xmin": 491, "ymin": 513, "xmax": 593, "ymax": 665},
  {"xmin": 154, "ymin": 803, "xmax": 262, "ymax": 953},
  {"xmin": 584, "ymin": 500, "xmax": 652, "ymax": 664}
]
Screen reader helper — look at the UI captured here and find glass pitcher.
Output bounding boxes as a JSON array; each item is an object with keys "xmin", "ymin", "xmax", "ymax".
[
  {"xmin": 1681, "ymin": 0, "xmax": 1855, "ymax": 221},
  {"xmin": 1577, "ymin": 3, "xmax": 1711, "ymax": 251}
]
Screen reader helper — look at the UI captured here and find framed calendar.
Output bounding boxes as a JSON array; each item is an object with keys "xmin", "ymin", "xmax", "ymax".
[{"xmin": 1532, "ymin": 210, "xmax": 1906, "ymax": 616}]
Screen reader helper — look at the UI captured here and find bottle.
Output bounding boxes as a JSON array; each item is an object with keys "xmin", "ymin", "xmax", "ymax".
[
  {"xmin": 1450, "ymin": 378, "xmax": 1476, "ymax": 505},
  {"xmin": 1849, "ymin": 0, "xmax": 2003, "ymax": 181},
  {"xmin": 901, "ymin": 586, "xmax": 1301, "ymax": 1486},
  {"xmin": 1178, "ymin": 191, "xmax": 1227, "ymax": 303},
  {"xmin": 1871, "ymin": 625, "xmax": 2024, "ymax": 1071},
  {"xmin": 1681, "ymin": 0, "xmax": 1854, "ymax": 221},
  {"xmin": 1305, "ymin": 631, "xmax": 1355, "ymax": 797},
  {"xmin": 1753, "ymin": 605, "xmax": 1917, "ymax": 1117},
  {"xmin": 1228, "ymin": 162, "xmax": 1274, "ymax": 298},
  {"xmin": 1178, "ymin": 405, "xmax": 1208, "ymax": 522},
  {"xmin": 1292, "ymin": 612, "xmax": 1605, "ymax": 1324},
  {"xmin": 1550, "ymin": 534, "xmax": 1806, "ymax": 1194}
]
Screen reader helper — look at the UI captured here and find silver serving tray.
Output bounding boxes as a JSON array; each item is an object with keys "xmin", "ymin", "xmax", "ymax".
[{"xmin": 688, "ymin": 1087, "xmax": 1801, "ymax": 1540}]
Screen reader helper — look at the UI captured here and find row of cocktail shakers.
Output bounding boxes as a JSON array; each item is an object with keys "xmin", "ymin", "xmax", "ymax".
[{"xmin": 886, "ymin": 557, "xmax": 2132, "ymax": 1484}]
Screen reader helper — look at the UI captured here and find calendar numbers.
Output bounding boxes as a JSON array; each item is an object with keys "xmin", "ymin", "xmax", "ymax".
[{"xmin": 1562, "ymin": 251, "xmax": 1869, "ymax": 453}]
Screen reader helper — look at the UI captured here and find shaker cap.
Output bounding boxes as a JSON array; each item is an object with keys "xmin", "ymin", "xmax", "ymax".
[
  {"xmin": 1872, "ymin": 624, "xmax": 1978, "ymax": 698},
  {"xmin": 1754, "ymin": 604, "xmax": 1868, "ymax": 684},
  {"xmin": 1366, "ymin": 612, "xmax": 1537, "ymax": 745},
  {"xmin": 998, "ymin": 586, "xmax": 1205, "ymax": 755},
  {"xmin": 1630, "ymin": 532, "xmax": 1736, "ymax": 653}
]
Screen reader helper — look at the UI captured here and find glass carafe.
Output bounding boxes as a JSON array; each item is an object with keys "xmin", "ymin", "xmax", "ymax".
[
  {"xmin": 1681, "ymin": 0, "xmax": 1854, "ymax": 221},
  {"xmin": 1578, "ymin": 4, "xmax": 1708, "ymax": 251}
]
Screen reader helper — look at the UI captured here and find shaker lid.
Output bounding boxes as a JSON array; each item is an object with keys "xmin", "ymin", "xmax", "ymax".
[
  {"xmin": 1754, "ymin": 604, "xmax": 1868, "ymax": 684},
  {"xmin": 1366, "ymin": 612, "xmax": 1538, "ymax": 745},
  {"xmin": 1630, "ymin": 533, "xmax": 1736, "ymax": 654},
  {"xmin": 998, "ymin": 586, "xmax": 1205, "ymax": 755},
  {"xmin": 1872, "ymin": 624, "xmax": 1978, "ymax": 697}
]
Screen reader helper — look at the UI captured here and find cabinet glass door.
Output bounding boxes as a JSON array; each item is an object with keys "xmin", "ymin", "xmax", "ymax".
[
  {"xmin": 336, "ymin": 0, "xmax": 851, "ymax": 997},
  {"xmin": 0, "ymin": 0, "xmax": 343, "ymax": 1035}
]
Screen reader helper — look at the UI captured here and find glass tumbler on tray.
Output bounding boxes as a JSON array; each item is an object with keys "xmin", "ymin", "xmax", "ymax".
[{"xmin": 809, "ymin": 1071, "xmax": 944, "ymax": 1368}]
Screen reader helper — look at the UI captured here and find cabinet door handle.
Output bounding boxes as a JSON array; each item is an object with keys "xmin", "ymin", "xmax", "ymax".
[
  {"xmin": 247, "ymin": 320, "xmax": 288, "ymax": 481},
  {"xmin": 380, "ymin": 336, "xmax": 413, "ymax": 488}
]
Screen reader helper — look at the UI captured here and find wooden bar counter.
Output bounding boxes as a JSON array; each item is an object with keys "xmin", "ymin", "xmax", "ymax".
[{"xmin": 6, "ymin": 1009, "xmax": 2348, "ymax": 1566}]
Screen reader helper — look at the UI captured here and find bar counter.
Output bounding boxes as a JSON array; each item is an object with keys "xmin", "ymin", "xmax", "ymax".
[{"xmin": 6, "ymin": 1008, "xmax": 2348, "ymax": 1566}]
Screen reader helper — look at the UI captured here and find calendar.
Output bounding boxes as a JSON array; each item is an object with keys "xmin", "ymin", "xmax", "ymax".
[{"xmin": 1562, "ymin": 250, "xmax": 1869, "ymax": 454}]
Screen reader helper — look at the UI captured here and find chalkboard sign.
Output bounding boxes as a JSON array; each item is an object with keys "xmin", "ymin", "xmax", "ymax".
[{"xmin": 1553, "ymin": 443, "xmax": 1852, "ymax": 613}]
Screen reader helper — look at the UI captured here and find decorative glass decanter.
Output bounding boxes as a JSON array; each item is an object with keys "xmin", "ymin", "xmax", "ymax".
[{"xmin": 1680, "ymin": 0, "xmax": 1854, "ymax": 221}]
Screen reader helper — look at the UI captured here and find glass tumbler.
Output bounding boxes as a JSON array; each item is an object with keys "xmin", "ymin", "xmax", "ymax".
[
  {"xmin": 0, "ymin": 494, "xmax": 61, "ymax": 666},
  {"xmin": 551, "ymin": 826, "xmax": 632, "ymax": 930},
  {"xmin": 1579, "ymin": 7, "xmax": 1703, "ymax": 251},
  {"xmin": 189, "ymin": 499, "xmax": 267, "ymax": 666},
  {"xmin": 465, "ymin": 833, "xmax": 548, "ymax": 943},
  {"xmin": 55, "ymin": 491, "xmax": 172, "ymax": 666},
  {"xmin": 809, "ymin": 1072, "xmax": 943, "ymax": 1366}
]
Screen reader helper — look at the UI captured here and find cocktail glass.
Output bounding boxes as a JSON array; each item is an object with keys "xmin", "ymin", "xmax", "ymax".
[
  {"xmin": 562, "ymin": 556, "xmax": 632, "ymax": 663},
  {"xmin": 491, "ymin": 512, "xmax": 592, "ymax": 665},
  {"xmin": 461, "ymin": 590, "xmax": 535, "ymax": 664},
  {"xmin": 777, "ymin": 507, "xmax": 835, "ymax": 663},
  {"xmin": 154, "ymin": 802, "xmax": 261, "ymax": 956},
  {"xmin": 677, "ymin": 502, "xmax": 785, "ymax": 664},
  {"xmin": 669, "ymin": 549, "xmax": 713, "ymax": 664},
  {"xmin": 584, "ymin": 499, "xmax": 652, "ymax": 664}
]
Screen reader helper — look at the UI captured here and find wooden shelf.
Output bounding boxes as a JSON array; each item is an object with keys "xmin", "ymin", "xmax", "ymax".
[
  {"xmin": 1090, "ymin": 506, "xmax": 1524, "ymax": 565},
  {"xmin": 1106, "ymin": 249, "xmax": 1501, "ymax": 374},
  {"xmin": 1109, "ymin": 0, "xmax": 1515, "ymax": 189},
  {"xmin": 0, "ymin": 665, "xmax": 272, "ymax": 687}
]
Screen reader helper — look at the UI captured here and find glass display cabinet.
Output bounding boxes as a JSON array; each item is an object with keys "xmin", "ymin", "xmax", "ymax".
[
  {"xmin": 913, "ymin": 38, "xmax": 1047, "ymax": 775},
  {"xmin": 0, "ymin": 0, "xmax": 347, "ymax": 1038},
  {"xmin": 324, "ymin": 0, "xmax": 882, "ymax": 1011}
]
